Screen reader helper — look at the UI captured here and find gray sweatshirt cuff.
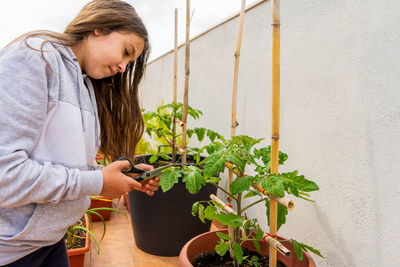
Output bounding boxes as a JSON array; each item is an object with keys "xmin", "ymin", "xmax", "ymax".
[{"xmin": 79, "ymin": 170, "xmax": 103, "ymax": 196}]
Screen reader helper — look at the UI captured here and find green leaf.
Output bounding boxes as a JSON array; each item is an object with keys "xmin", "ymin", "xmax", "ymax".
[
  {"xmin": 251, "ymin": 255, "xmax": 260, "ymax": 267},
  {"xmin": 187, "ymin": 106, "xmax": 203, "ymax": 120},
  {"xmin": 211, "ymin": 200, "xmax": 224, "ymax": 210},
  {"xmin": 253, "ymin": 147, "xmax": 271, "ymax": 165},
  {"xmin": 160, "ymin": 153, "xmax": 171, "ymax": 161},
  {"xmin": 163, "ymin": 118, "xmax": 172, "ymax": 129},
  {"xmin": 198, "ymin": 204, "xmax": 205, "ymax": 223},
  {"xmin": 149, "ymin": 154, "xmax": 159, "ymax": 164},
  {"xmin": 280, "ymin": 171, "xmax": 319, "ymax": 197},
  {"xmin": 291, "ymin": 239, "xmax": 304, "ymax": 261},
  {"xmin": 85, "ymin": 210, "xmax": 106, "ymax": 241},
  {"xmin": 192, "ymin": 202, "xmax": 199, "ymax": 216},
  {"xmin": 301, "ymin": 243, "xmax": 324, "ymax": 258},
  {"xmin": 255, "ymin": 227, "xmax": 264, "ymax": 240},
  {"xmin": 260, "ymin": 174, "xmax": 285, "ymax": 197},
  {"xmin": 292, "ymin": 240, "xmax": 324, "ymax": 259},
  {"xmin": 160, "ymin": 169, "xmax": 180, "ymax": 192},
  {"xmin": 182, "ymin": 166, "xmax": 206, "ymax": 194},
  {"xmin": 231, "ymin": 135, "xmax": 263, "ymax": 152},
  {"xmin": 225, "ymin": 153, "xmax": 245, "ymax": 174},
  {"xmin": 206, "ymin": 129, "xmax": 217, "ymax": 142},
  {"xmin": 187, "ymin": 129, "xmax": 194, "ymax": 138},
  {"xmin": 254, "ymin": 146, "xmax": 288, "ymax": 166},
  {"xmin": 215, "ymin": 241, "xmax": 229, "ymax": 256},
  {"xmin": 204, "ymin": 205, "xmax": 217, "ymax": 220},
  {"xmin": 252, "ymin": 240, "xmax": 261, "ymax": 254},
  {"xmin": 72, "ymin": 226, "xmax": 102, "ymax": 258},
  {"xmin": 204, "ymin": 153, "xmax": 226, "ymax": 177},
  {"xmin": 277, "ymin": 204, "xmax": 288, "ymax": 231},
  {"xmin": 243, "ymin": 190, "xmax": 262, "ymax": 199},
  {"xmin": 213, "ymin": 213, "xmax": 244, "ymax": 228},
  {"xmin": 194, "ymin": 127, "xmax": 206, "ymax": 142},
  {"xmin": 230, "ymin": 176, "xmax": 254, "ymax": 194},
  {"xmin": 216, "ymin": 232, "xmax": 232, "ymax": 241},
  {"xmin": 205, "ymin": 142, "xmax": 223, "ymax": 155},
  {"xmin": 279, "ymin": 150, "xmax": 288, "ymax": 165},
  {"xmin": 265, "ymin": 199, "xmax": 288, "ymax": 231},
  {"xmin": 232, "ymin": 243, "xmax": 244, "ymax": 264},
  {"xmin": 205, "ymin": 176, "xmax": 221, "ymax": 184}
]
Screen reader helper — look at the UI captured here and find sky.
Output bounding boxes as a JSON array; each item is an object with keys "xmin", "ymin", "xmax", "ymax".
[{"xmin": 0, "ymin": 0, "xmax": 259, "ymax": 61}]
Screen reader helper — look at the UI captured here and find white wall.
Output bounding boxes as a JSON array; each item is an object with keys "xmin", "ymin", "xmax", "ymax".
[{"xmin": 138, "ymin": 1, "xmax": 400, "ymax": 266}]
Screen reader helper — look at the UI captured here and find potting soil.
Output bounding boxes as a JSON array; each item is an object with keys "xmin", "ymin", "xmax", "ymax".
[{"xmin": 192, "ymin": 247, "xmax": 286, "ymax": 267}]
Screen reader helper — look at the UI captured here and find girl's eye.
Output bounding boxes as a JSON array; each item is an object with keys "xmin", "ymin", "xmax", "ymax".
[{"xmin": 124, "ymin": 49, "xmax": 129, "ymax": 56}]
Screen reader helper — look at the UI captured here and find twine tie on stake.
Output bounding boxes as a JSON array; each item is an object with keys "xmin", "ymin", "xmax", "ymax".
[{"xmin": 263, "ymin": 233, "xmax": 278, "ymax": 243}]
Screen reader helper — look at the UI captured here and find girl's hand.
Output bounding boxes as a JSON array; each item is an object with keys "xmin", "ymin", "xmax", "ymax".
[
  {"xmin": 128, "ymin": 163, "xmax": 160, "ymax": 196},
  {"xmin": 100, "ymin": 161, "xmax": 159, "ymax": 199}
]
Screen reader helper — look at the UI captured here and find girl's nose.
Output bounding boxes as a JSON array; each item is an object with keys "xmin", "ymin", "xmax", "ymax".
[{"xmin": 117, "ymin": 62, "xmax": 127, "ymax": 73}]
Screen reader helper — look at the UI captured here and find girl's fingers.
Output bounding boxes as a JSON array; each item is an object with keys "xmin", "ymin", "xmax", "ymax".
[
  {"xmin": 146, "ymin": 179, "xmax": 159, "ymax": 186},
  {"xmin": 135, "ymin": 163, "xmax": 154, "ymax": 171},
  {"xmin": 115, "ymin": 160, "xmax": 131, "ymax": 170},
  {"xmin": 145, "ymin": 190, "xmax": 154, "ymax": 196},
  {"xmin": 145, "ymin": 184, "xmax": 159, "ymax": 191},
  {"xmin": 129, "ymin": 179, "xmax": 143, "ymax": 191}
]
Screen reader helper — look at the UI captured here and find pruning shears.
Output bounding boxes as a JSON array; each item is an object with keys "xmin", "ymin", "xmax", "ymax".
[{"xmin": 116, "ymin": 157, "xmax": 173, "ymax": 182}]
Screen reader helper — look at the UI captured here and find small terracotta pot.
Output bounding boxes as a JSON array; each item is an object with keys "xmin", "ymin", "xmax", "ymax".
[
  {"xmin": 89, "ymin": 196, "xmax": 113, "ymax": 222},
  {"xmin": 179, "ymin": 229, "xmax": 316, "ymax": 267},
  {"xmin": 67, "ymin": 214, "xmax": 90, "ymax": 267}
]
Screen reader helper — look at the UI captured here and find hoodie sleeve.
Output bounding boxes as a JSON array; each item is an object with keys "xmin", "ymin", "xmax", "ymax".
[{"xmin": 0, "ymin": 42, "xmax": 103, "ymax": 208}]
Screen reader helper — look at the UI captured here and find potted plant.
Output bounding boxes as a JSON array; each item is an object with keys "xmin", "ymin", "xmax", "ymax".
[
  {"xmin": 66, "ymin": 205, "xmax": 127, "ymax": 267},
  {"xmin": 88, "ymin": 195, "xmax": 114, "ymax": 222},
  {"xmin": 176, "ymin": 135, "xmax": 323, "ymax": 266},
  {"xmin": 128, "ymin": 101, "xmax": 225, "ymax": 256}
]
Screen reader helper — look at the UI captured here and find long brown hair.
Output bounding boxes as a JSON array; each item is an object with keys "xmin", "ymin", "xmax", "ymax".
[{"xmin": 12, "ymin": 0, "xmax": 150, "ymax": 162}]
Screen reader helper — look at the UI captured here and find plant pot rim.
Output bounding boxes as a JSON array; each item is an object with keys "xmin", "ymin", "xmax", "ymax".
[
  {"xmin": 90, "ymin": 195, "xmax": 113, "ymax": 200},
  {"xmin": 179, "ymin": 229, "xmax": 316, "ymax": 267},
  {"xmin": 67, "ymin": 214, "xmax": 90, "ymax": 256}
]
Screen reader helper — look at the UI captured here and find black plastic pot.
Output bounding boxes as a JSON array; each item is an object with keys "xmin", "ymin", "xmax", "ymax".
[{"xmin": 128, "ymin": 154, "xmax": 218, "ymax": 256}]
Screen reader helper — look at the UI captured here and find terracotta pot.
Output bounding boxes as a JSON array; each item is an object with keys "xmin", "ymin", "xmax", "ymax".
[
  {"xmin": 89, "ymin": 196, "xmax": 113, "ymax": 222},
  {"xmin": 179, "ymin": 229, "xmax": 316, "ymax": 267},
  {"xmin": 67, "ymin": 214, "xmax": 90, "ymax": 267}
]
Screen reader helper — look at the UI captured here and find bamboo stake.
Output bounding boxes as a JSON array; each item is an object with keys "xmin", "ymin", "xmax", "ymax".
[
  {"xmin": 270, "ymin": 1, "xmax": 281, "ymax": 266},
  {"xmin": 210, "ymin": 194, "xmax": 236, "ymax": 214},
  {"xmin": 224, "ymin": 162, "xmax": 294, "ymax": 210},
  {"xmin": 172, "ymin": 8, "xmax": 178, "ymax": 162},
  {"xmin": 228, "ymin": 2, "xmax": 246, "ymax": 263},
  {"xmin": 173, "ymin": 8, "xmax": 178, "ymax": 103},
  {"xmin": 181, "ymin": 0, "xmax": 190, "ymax": 163},
  {"xmin": 210, "ymin": 194, "xmax": 291, "ymax": 257},
  {"xmin": 230, "ymin": 0, "xmax": 246, "ymax": 138}
]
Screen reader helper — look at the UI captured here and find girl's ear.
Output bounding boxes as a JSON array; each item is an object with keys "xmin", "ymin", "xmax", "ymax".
[{"xmin": 94, "ymin": 29, "xmax": 102, "ymax": 36}]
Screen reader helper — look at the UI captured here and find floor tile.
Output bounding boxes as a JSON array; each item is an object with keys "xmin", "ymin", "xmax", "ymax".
[{"xmin": 86, "ymin": 198, "xmax": 179, "ymax": 267}]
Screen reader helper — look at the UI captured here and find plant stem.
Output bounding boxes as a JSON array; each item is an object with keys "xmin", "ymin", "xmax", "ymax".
[
  {"xmin": 211, "ymin": 183, "xmax": 237, "ymax": 201},
  {"xmin": 232, "ymin": 192, "xmax": 242, "ymax": 267},
  {"xmin": 172, "ymin": 110, "xmax": 177, "ymax": 162},
  {"xmin": 241, "ymin": 198, "xmax": 265, "ymax": 213}
]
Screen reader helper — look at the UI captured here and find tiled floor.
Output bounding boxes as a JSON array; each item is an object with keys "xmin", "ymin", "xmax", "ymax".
[{"xmin": 84, "ymin": 197, "xmax": 180, "ymax": 267}]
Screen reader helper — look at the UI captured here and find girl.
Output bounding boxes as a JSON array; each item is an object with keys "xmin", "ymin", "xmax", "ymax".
[{"xmin": 0, "ymin": 0, "xmax": 159, "ymax": 266}]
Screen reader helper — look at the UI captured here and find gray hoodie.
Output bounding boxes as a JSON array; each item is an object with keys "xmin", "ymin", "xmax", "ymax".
[{"xmin": 0, "ymin": 38, "xmax": 103, "ymax": 265}]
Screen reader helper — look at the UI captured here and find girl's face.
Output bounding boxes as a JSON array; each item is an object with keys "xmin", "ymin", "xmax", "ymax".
[{"xmin": 80, "ymin": 30, "xmax": 145, "ymax": 79}]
